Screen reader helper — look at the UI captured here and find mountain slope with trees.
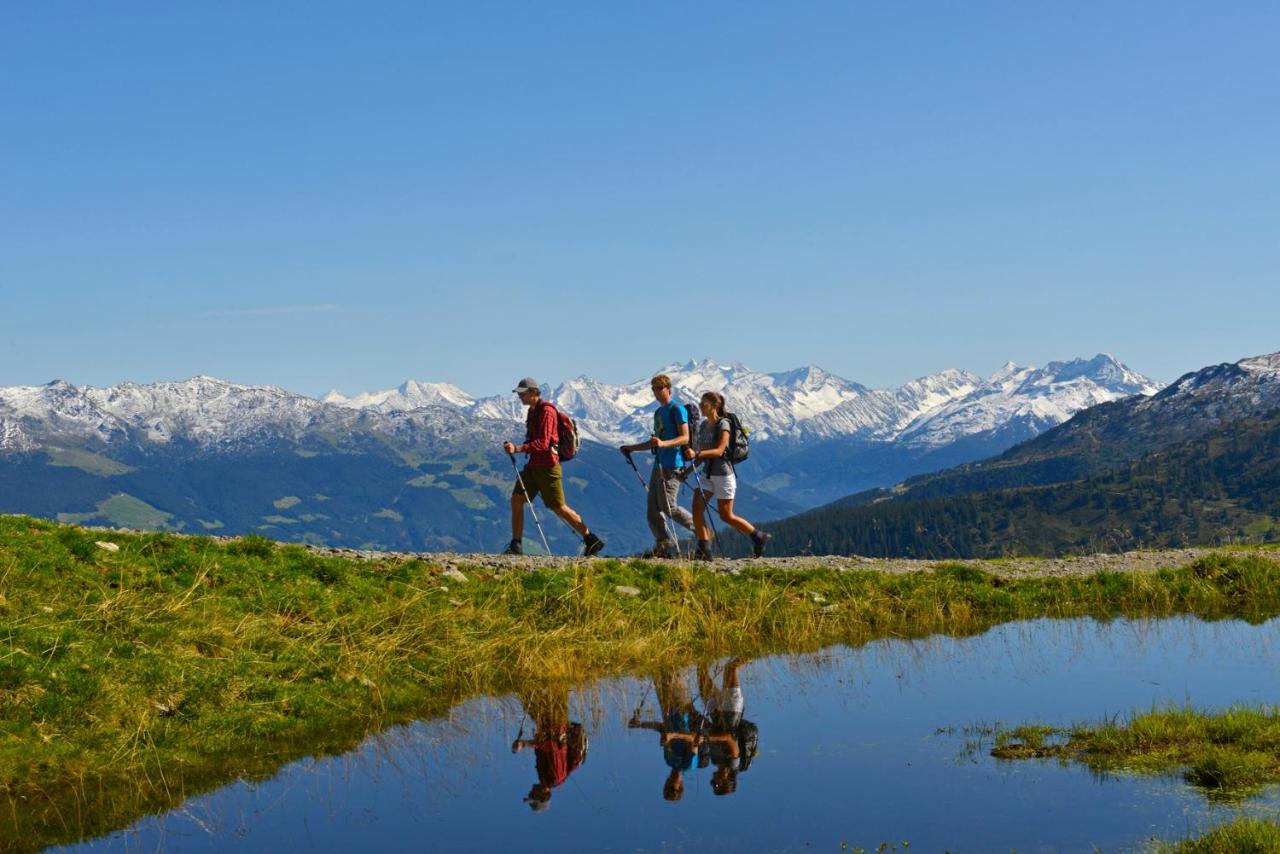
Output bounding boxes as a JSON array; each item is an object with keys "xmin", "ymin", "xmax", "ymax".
[
  {"xmin": 762, "ymin": 408, "xmax": 1280, "ymax": 558},
  {"xmin": 758, "ymin": 352, "xmax": 1280, "ymax": 558}
]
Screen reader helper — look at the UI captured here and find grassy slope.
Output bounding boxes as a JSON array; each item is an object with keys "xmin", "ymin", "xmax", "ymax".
[{"xmin": 4, "ymin": 516, "xmax": 1280, "ymax": 850}]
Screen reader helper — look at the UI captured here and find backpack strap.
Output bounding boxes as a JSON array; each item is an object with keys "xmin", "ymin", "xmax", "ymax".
[{"xmin": 543, "ymin": 401, "xmax": 561, "ymax": 457}]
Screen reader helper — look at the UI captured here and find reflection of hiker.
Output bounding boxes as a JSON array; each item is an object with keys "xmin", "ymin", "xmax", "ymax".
[
  {"xmin": 627, "ymin": 669, "xmax": 705, "ymax": 801},
  {"xmin": 689, "ymin": 392, "xmax": 771, "ymax": 559},
  {"xmin": 618, "ymin": 374, "xmax": 696, "ymax": 558},
  {"xmin": 511, "ymin": 685, "xmax": 589, "ymax": 812},
  {"xmin": 697, "ymin": 658, "xmax": 757, "ymax": 796},
  {"xmin": 503, "ymin": 377, "xmax": 605, "ymax": 557}
]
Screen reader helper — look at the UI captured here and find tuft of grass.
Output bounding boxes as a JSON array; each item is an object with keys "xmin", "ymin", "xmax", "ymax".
[
  {"xmin": 991, "ymin": 724, "xmax": 1062, "ymax": 759},
  {"xmin": 990, "ymin": 705, "xmax": 1280, "ymax": 801},
  {"xmin": 1152, "ymin": 817, "xmax": 1280, "ymax": 852},
  {"xmin": 1, "ymin": 516, "xmax": 1280, "ymax": 850}
]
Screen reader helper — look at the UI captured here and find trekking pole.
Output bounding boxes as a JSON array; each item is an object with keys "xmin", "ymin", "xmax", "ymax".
[
  {"xmin": 632, "ymin": 680, "xmax": 653, "ymax": 721},
  {"xmin": 508, "ymin": 452, "xmax": 552, "ymax": 556},
  {"xmin": 622, "ymin": 450, "xmax": 649, "ymax": 490}
]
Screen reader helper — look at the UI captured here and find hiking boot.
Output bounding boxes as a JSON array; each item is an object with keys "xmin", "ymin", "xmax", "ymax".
[
  {"xmin": 583, "ymin": 532, "xmax": 606, "ymax": 557},
  {"xmin": 693, "ymin": 541, "xmax": 713, "ymax": 562},
  {"xmin": 750, "ymin": 530, "xmax": 772, "ymax": 558},
  {"xmin": 641, "ymin": 540, "xmax": 677, "ymax": 559},
  {"xmin": 503, "ymin": 539, "xmax": 524, "ymax": 555}
]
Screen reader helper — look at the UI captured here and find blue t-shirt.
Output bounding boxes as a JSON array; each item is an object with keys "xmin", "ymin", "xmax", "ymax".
[{"xmin": 652, "ymin": 401, "xmax": 688, "ymax": 471}]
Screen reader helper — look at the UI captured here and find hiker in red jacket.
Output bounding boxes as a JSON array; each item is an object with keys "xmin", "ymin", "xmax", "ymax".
[
  {"xmin": 502, "ymin": 377, "xmax": 605, "ymax": 556},
  {"xmin": 511, "ymin": 685, "xmax": 589, "ymax": 812}
]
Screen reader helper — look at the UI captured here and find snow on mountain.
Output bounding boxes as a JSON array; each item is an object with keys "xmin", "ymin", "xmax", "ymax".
[
  {"xmin": 324, "ymin": 380, "xmax": 476, "ymax": 412},
  {"xmin": 1096, "ymin": 350, "xmax": 1280, "ymax": 443},
  {"xmin": 536, "ymin": 356, "xmax": 1153, "ymax": 449},
  {"xmin": 0, "ymin": 418, "xmax": 35, "ymax": 452},
  {"xmin": 899, "ymin": 354, "xmax": 1162, "ymax": 449},
  {"xmin": 557, "ymin": 359, "xmax": 872, "ymax": 444},
  {"xmin": 0, "ymin": 377, "xmax": 326, "ymax": 449},
  {"xmin": 796, "ymin": 369, "xmax": 982, "ymax": 441},
  {"xmin": 0, "ymin": 376, "xmax": 494, "ymax": 453},
  {"xmin": 0, "ymin": 354, "xmax": 1164, "ymax": 459}
]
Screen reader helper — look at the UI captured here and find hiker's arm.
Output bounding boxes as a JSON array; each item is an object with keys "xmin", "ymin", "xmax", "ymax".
[
  {"xmin": 705, "ymin": 732, "xmax": 740, "ymax": 756},
  {"xmin": 691, "ymin": 426, "xmax": 729, "ymax": 460},
  {"xmin": 652, "ymin": 422, "xmax": 689, "ymax": 450},
  {"xmin": 620, "ymin": 436, "xmax": 658, "ymax": 453}
]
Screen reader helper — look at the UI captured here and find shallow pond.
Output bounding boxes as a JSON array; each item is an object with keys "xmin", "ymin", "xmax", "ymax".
[{"xmin": 55, "ymin": 615, "xmax": 1280, "ymax": 852}]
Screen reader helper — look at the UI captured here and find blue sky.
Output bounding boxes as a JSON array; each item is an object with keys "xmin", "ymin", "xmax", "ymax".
[{"xmin": 3, "ymin": 2, "xmax": 1277, "ymax": 397}]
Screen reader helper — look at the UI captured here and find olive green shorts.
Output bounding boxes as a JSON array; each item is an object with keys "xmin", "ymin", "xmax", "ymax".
[{"xmin": 512, "ymin": 464, "xmax": 566, "ymax": 508}]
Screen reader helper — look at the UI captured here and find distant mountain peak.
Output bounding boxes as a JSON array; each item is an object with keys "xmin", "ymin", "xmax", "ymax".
[
  {"xmin": 1240, "ymin": 352, "xmax": 1280, "ymax": 375},
  {"xmin": 988, "ymin": 362, "xmax": 1025, "ymax": 384}
]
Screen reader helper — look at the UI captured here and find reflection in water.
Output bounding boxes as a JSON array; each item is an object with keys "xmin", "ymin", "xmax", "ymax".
[
  {"xmin": 626, "ymin": 658, "xmax": 758, "ymax": 802},
  {"xmin": 52, "ymin": 616, "xmax": 1280, "ymax": 853},
  {"xmin": 511, "ymin": 685, "xmax": 589, "ymax": 811}
]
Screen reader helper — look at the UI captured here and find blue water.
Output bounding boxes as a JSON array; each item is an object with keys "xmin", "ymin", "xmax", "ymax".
[{"xmin": 55, "ymin": 616, "xmax": 1280, "ymax": 852}]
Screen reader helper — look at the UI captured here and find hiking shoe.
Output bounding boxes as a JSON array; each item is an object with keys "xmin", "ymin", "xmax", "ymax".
[
  {"xmin": 750, "ymin": 530, "xmax": 772, "ymax": 558},
  {"xmin": 503, "ymin": 539, "xmax": 524, "ymax": 555},
  {"xmin": 583, "ymin": 532, "xmax": 606, "ymax": 557},
  {"xmin": 641, "ymin": 541, "xmax": 676, "ymax": 559},
  {"xmin": 693, "ymin": 542, "xmax": 713, "ymax": 562}
]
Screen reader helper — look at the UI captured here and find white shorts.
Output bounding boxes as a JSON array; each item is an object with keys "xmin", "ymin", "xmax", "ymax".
[{"xmin": 702, "ymin": 472, "xmax": 737, "ymax": 501}]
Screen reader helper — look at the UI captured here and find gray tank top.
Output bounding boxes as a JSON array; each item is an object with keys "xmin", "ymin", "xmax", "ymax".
[{"xmin": 696, "ymin": 417, "xmax": 733, "ymax": 477}]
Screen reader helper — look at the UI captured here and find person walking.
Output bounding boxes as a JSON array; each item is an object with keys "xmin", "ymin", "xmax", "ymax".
[
  {"xmin": 619, "ymin": 374, "xmax": 696, "ymax": 558},
  {"xmin": 503, "ymin": 378, "xmax": 605, "ymax": 557},
  {"xmin": 689, "ymin": 391, "xmax": 771, "ymax": 559}
]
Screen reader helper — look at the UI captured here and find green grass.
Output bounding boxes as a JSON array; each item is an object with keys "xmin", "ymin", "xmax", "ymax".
[
  {"xmin": 1153, "ymin": 817, "xmax": 1280, "ymax": 852},
  {"xmin": 99, "ymin": 493, "xmax": 174, "ymax": 528},
  {"xmin": 450, "ymin": 488, "xmax": 494, "ymax": 509},
  {"xmin": 1243, "ymin": 517, "xmax": 1279, "ymax": 538},
  {"xmin": 3, "ymin": 515, "xmax": 1280, "ymax": 850},
  {"xmin": 992, "ymin": 706, "xmax": 1280, "ymax": 801},
  {"xmin": 56, "ymin": 493, "xmax": 175, "ymax": 529},
  {"xmin": 45, "ymin": 447, "xmax": 134, "ymax": 476}
]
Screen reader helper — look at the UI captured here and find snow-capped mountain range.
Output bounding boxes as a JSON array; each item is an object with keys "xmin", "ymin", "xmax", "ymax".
[
  {"xmin": 0, "ymin": 354, "xmax": 1160, "ymax": 462},
  {"xmin": 323, "ymin": 354, "xmax": 1162, "ymax": 450},
  {"xmin": 0, "ymin": 376, "xmax": 498, "ymax": 457}
]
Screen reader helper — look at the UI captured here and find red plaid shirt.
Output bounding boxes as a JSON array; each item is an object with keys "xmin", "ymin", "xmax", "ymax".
[{"xmin": 520, "ymin": 401, "xmax": 560, "ymax": 468}]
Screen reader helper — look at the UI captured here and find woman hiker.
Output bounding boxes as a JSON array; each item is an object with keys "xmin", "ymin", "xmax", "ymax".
[{"xmin": 689, "ymin": 391, "xmax": 771, "ymax": 559}]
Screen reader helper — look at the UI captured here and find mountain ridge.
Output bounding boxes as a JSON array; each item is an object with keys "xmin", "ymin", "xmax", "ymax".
[{"xmin": 1, "ymin": 354, "xmax": 1161, "ymax": 509}]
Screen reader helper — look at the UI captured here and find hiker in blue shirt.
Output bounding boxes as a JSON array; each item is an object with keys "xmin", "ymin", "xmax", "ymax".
[
  {"xmin": 619, "ymin": 373, "xmax": 697, "ymax": 558},
  {"xmin": 627, "ymin": 669, "xmax": 705, "ymax": 802}
]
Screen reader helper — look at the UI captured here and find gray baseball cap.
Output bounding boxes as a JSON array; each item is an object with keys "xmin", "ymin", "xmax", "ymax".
[{"xmin": 512, "ymin": 377, "xmax": 540, "ymax": 394}]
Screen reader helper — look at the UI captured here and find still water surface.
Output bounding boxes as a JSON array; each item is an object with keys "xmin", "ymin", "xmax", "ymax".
[{"xmin": 58, "ymin": 616, "xmax": 1280, "ymax": 852}]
